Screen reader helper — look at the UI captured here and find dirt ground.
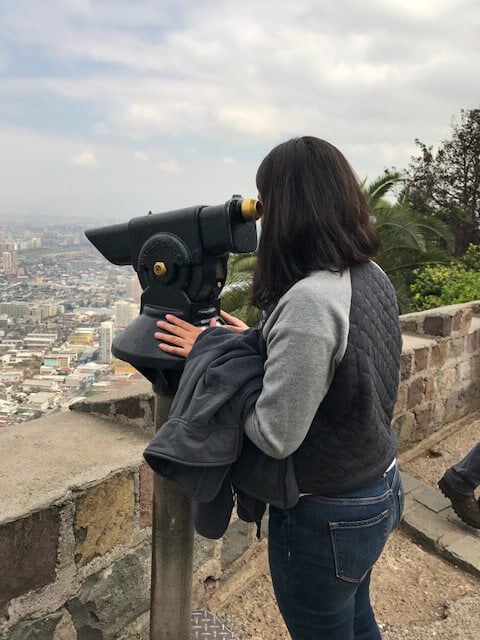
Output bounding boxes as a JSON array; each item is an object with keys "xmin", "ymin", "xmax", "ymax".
[{"xmin": 206, "ymin": 414, "xmax": 480, "ymax": 639}]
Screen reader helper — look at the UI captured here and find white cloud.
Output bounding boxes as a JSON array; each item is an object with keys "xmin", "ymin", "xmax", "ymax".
[
  {"xmin": 157, "ymin": 160, "xmax": 181, "ymax": 174},
  {"xmin": 133, "ymin": 151, "xmax": 149, "ymax": 162},
  {"xmin": 70, "ymin": 150, "xmax": 99, "ymax": 166},
  {"xmin": 0, "ymin": 0, "xmax": 479, "ymax": 217}
]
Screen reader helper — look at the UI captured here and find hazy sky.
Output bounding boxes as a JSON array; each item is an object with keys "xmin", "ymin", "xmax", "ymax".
[{"xmin": 0, "ymin": 0, "xmax": 479, "ymax": 222}]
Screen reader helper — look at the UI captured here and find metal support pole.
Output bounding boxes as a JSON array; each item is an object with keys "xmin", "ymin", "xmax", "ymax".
[{"xmin": 150, "ymin": 390, "xmax": 194, "ymax": 640}]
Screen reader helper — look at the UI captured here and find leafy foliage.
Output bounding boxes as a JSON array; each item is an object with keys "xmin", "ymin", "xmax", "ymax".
[
  {"xmin": 402, "ymin": 108, "xmax": 480, "ymax": 255},
  {"xmin": 410, "ymin": 245, "xmax": 480, "ymax": 311},
  {"xmin": 366, "ymin": 173, "xmax": 454, "ymax": 312},
  {"xmin": 220, "ymin": 253, "xmax": 261, "ymax": 326}
]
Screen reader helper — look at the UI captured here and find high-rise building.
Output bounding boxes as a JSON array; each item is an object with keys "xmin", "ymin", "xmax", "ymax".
[
  {"xmin": 99, "ymin": 321, "xmax": 113, "ymax": 364},
  {"xmin": 114, "ymin": 300, "xmax": 139, "ymax": 327},
  {"xmin": 126, "ymin": 276, "xmax": 142, "ymax": 302},
  {"xmin": 2, "ymin": 252, "xmax": 12, "ymax": 270}
]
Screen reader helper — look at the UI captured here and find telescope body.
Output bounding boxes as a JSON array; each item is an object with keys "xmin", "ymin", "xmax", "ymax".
[{"xmin": 85, "ymin": 197, "xmax": 258, "ymax": 394}]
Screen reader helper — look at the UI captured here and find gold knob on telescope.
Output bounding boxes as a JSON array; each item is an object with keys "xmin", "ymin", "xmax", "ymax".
[
  {"xmin": 241, "ymin": 198, "xmax": 262, "ymax": 221},
  {"xmin": 153, "ymin": 261, "xmax": 167, "ymax": 277}
]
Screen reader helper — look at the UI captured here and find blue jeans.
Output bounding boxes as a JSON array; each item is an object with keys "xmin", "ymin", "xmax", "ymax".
[{"xmin": 268, "ymin": 464, "xmax": 404, "ymax": 640}]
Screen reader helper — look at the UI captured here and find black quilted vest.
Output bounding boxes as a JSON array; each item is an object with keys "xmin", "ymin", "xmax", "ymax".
[{"xmin": 292, "ymin": 262, "xmax": 402, "ymax": 495}]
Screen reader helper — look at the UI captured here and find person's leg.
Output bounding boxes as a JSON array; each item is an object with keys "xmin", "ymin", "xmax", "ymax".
[
  {"xmin": 268, "ymin": 503, "xmax": 356, "ymax": 640},
  {"xmin": 353, "ymin": 571, "xmax": 381, "ymax": 640},
  {"xmin": 445, "ymin": 443, "xmax": 480, "ymax": 492},
  {"xmin": 439, "ymin": 443, "xmax": 480, "ymax": 528},
  {"xmin": 268, "ymin": 466, "xmax": 402, "ymax": 640}
]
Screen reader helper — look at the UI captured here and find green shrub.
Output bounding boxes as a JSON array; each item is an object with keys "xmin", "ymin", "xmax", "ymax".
[
  {"xmin": 410, "ymin": 247, "xmax": 480, "ymax": 311},
  {"xmin": 462, "ymin": 243, "xmax": 480, "ymax": 271}
]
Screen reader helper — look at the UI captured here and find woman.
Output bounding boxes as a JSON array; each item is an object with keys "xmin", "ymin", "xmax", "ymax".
[{"xmin": 154, "ymin": 136, "xmax": 404, "ymax": 640}]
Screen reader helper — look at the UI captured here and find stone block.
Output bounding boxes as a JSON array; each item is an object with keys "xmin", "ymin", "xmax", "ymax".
[
  {"xmin": 138, "ymin": 464, "xmax": 153, "ymax": 529},
  {"xmin": 400, "ymin": 319, "xmax": 418, "ymax": 334},
  {"xmin": 414, "ymin": 488, "xmax": 451, "ymax": 513},
  {"xmin": 0, "ymin": 611, "xmax": 62, "ymax": 640},
  {"xmin": 473, "ymin": 353, "xmax": 480, "ymax": 375},
  {"xmin": 467, "ymin": 332, "xmax": 478, "ymax": 353},
  {"xmin": 74, "ymin": 472, "xmax": 135, "ymax": 566},
  {"xmin": 445, "ymin": 390, "xmax": 467, "ymax": 420},
  {"xmin": 406, "ymin": 377, "xmax": 424, "ymax": 409},
  {"xmin": 413, "ymin": 347, "xmax": 429, "ymax": 372},
  {"xmin": 394, "ymin": 412, "xmax": 415, "ymax": 446},
  {"xmin": 448, "ymin": 336, "xmax": 466, "ymax": 359},
  {"xmin": 393, "ymin": 386, "xmax": 406, "ymax": 415},
  {"xmin": 424, "ymin": 376, "xmax": 436, "ymax": 402},
  {"xmin": 221, "ymin": 519, "xmax": 254, "ymax": 571},
  {"xmin": 399, "ymin": 472, "xmax": 422, "ymax": 494},
  {"xmin": 423, "ymin": 314, "xmax": 453, "ymax": 337},
  {"xmin": 114, "ymin": 398, "xmax": 146, "ymax": 421},
  {"xmin": 402, "ymin": 503, "xmax": 453, "ymax": 548},
  {"xmin": 438, "ymin": 367, "xmax": 456, "ymax": 391},
  {"xmin": 400, "ymin": 352, "xmax": 413, "ymax": 381},
  {"xmin": 460, "ymin": 308, "xmax": 473, "ymax": 332},
  {"xmin": 430, "ymin": 342, "xmax": 448, "ymax": 367},
  {"xmin": 0, "ymin": 508, "xmax": 60, "ymax": 615},
  {"xmin": 452, "ymin": 309, "xmax": 463, "ymax": 331},
  {"xmin": 66, "ymin": 543, "xmax": 151, "ymax": 640},
  {"xmin": 432, "ymin": 399, "xmax": 446, "ymax": 425},
  {"xmin": 414, "ymin": 403, "xmax": 433, "ymax": 434},
  {"xmin": 445, "ymin": 536, "xmax": 480, "ymax": 576},
  {"xmin": 457, "ymin": 360, "xmax": 471, "ymax": 382}
]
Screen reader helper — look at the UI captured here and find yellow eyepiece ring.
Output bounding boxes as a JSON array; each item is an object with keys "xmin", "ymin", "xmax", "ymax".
[{"xmin": 241, "ymin": 198, "xmax": 262, "ymax": 221}]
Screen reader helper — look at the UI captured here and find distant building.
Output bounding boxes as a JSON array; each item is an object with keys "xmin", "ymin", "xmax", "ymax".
[
  {"xmin": 99, "ymin": 321, "xmax": 113, "ymax": 364},
  {"xmin": 25, "ymin": 391, "xmax": 56, "ymax": 412},
  {"xmin": 126, "ymin": 277, "xmax": 142, "ymax": 302},
  {"xmin": 114, "ymin": 301, "xmax": 138, "ymax": 327},
  {"xmin": 24, "ymin": 333, "xmax": 57, "ymax": 349},
  {"xmin": 2, "ymin": 252, "xmax": 12, "ymax": 270},
  {"xmin": 68, "ymin": 327, "xmax": 95, "ymax": 344},
  {"xmin": 0, "ymin": 303, "xmax": 61, "ymax": 321}
]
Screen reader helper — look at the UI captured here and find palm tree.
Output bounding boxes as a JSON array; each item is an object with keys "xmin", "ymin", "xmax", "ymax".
[{"xmin": 366, "ymin": 172, "xmax": 454, "ymax": 310}]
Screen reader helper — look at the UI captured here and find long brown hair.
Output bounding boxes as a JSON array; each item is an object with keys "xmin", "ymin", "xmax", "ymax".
[{"xmin": 251, "ymin": 136, "xmax": 379, "ymax": 309}]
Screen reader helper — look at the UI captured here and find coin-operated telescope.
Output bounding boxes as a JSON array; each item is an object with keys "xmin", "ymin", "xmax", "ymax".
[{"xmin": 85, "ymin": 196, "xmax": 260, "ymax": 394}]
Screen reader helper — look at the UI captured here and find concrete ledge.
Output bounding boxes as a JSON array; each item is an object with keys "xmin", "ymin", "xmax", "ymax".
[
  {"xmin": 70, "ymin": 379, "xmax": 155, "ymax": 437},
  {"xmin": 0, "ymin": 410, "xmax": 149, "ymax": 523}
]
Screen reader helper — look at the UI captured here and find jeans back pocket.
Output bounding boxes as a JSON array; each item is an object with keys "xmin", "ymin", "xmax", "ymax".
[{"xmin": 329, "ymin": 509, "xmax": 389, "ymax": 583}]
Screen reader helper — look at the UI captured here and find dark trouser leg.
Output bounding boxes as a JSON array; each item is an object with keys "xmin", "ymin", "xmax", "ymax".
[
  {"xmin": 353, "ymin": 571, "xmax": 381, "ymax": 640},
  {"xmin": 444, "ymin": 442, "xmax": 480, "ymax": 495}
]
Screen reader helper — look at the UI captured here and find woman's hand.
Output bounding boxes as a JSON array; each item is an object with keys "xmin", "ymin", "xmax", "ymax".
[
  {"xmin": 154, "ymin": 314, "xmax": 216, "ymax": 358},
  {"xmin": 154, "ymin": 310, "xmax": 249, "ymax": 358},
  {"xmin": 219, "ymin": 310, "xmax": 249, "ymax": 332}
]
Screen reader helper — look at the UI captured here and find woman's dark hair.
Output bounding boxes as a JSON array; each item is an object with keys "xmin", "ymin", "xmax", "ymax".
[{"xmin": 251, "ymin": 136, "xmax": 380, "ymax": 309}]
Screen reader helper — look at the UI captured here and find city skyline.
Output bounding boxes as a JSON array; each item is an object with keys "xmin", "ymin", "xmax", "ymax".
[
  {"xmin": 0, "ymin": 220, "xmax": 143, "ymax": 428},
  {"xmin": 1, "ymin": 0, "xmax": 479, "ymax": 221}
]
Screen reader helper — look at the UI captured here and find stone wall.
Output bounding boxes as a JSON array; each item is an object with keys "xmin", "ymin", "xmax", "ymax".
[
  {"xmin": 394, "ymin": 301, "xmax": 480, "ymax": 449},
  {"xmin": 1, "ymin": 301, "xmax": 479, "ymax": 639},
  {"xmin": 0, "ymin": 383, "xmax": 257, "ymax": 640}
]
